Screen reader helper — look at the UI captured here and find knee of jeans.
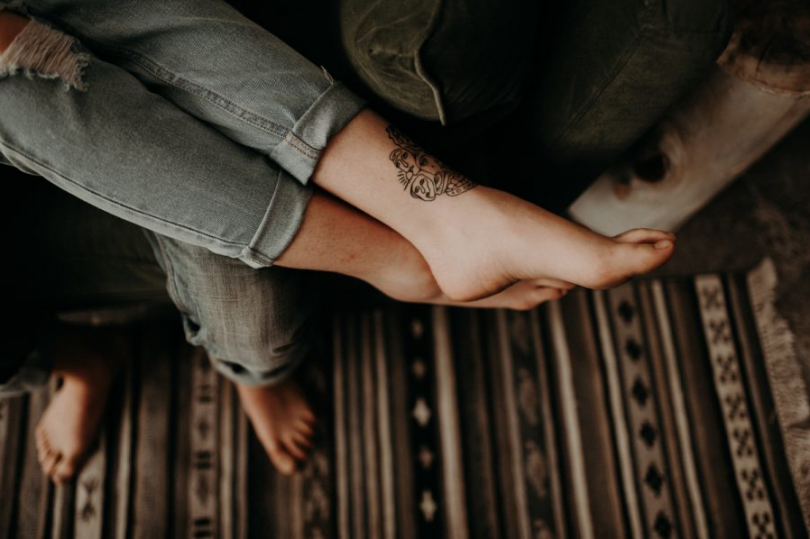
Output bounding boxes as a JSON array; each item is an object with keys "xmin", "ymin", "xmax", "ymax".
[
  {"xmin": 341, "ymin": 0, "xmax": 537, "ymax": 125},
  {"xmin": 0, "ymin": 8, "xmax": 90, "ymax": 90}
]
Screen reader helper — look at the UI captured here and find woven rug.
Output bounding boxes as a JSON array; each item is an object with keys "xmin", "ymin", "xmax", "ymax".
[{"xmin": 0, "ymin": 263, "xmax": 806, "ymax": 538}]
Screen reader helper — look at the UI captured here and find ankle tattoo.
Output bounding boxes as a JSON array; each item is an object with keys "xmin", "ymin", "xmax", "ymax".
[{"xmin": 386, "ymin": 126, "xmax": 476, "ymax": 201}]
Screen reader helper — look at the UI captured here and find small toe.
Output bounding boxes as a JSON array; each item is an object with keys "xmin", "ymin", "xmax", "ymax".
[
  {"xmin": 531, "ymin": 287, "xmax": 566, "ymax": 305},
  {"xmin": 266, "ymin": 442, "xmax": 296, "ymax": 476},
  {"xmin": 283, "ymin": 437, "xmax": 308, "ymax": 461},
  {"xmin": 42, "ymin": 452, "xmax": 63, "ymax": 478},
  {"xmin": 533, "ymin": 278, "xmax": 575, "ymax": 290},
  {"xmin": 295, "ymin": 420, "xmax": 315, "ymax": 437},
  {"xmin": 37, "ymin": 444, "xmax": 49, "ymax": 465},
  {"xmin": 53, "ymin": 459, "xmax": 76, "ymax": 484},
  {"xmin": 36, "ymin": 427, "xmax": 50, "ymax": 450},
  {"xmin": 613, "ymin": 228, "xmax": 675, "ymax": 244},
  {"xmin": 300, "ymin": 409, "xmax": 317, "ymax": 425},
  {"xmin": 290, "ymin": 431, "xmax": 314, "ymax": 449}
]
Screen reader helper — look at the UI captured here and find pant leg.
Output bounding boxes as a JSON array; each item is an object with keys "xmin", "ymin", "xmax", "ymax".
[
  {"xmin": 0, "ymin": 17, "xmax": 310, "ymax": 269},
  {"xmin": 18, "ymin": 0, "xmax": 365, "ymax": 185},
  {"xmin": 145, "ymin": 231, "xmax": 318, "ymax": 387},
  {"xmin": 2, "ymin": 174, "xmax": 317, "ymax": 396},
  {"xmin": 2, "ymin": 172, "xmax": 169, "ymax": 398},
  {"xmin": 337, "ymin": 0, "xmax": 539, "ymax": 128},
  {"xmin": 506, "ymin": 0, "xmax": 733, "ymax": 210},
  {"xmin": 19, "ymin": 0, "xmax": 533, "ymax": 158}
]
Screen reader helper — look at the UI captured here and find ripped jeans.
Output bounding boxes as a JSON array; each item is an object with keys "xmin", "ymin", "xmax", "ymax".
[
  {"xmin": 0, "ymin": 0, "xmax": 365, "ymax": 393},
  {"xmin": 0, "ymin": 0, "xmax": 731, "ymax": 394}
]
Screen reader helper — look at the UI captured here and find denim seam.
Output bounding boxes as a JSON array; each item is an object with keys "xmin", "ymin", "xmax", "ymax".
[
  {"xmin": 282, "ymin": 131, "xmax": 319, "ymax": 159},
  {"xmin": 353, "ymin": 0, "xmax": 445, "ymax": 124},
  {"xmin": 413, "ymin": 51, "xmax": 447, "ymax": 125},
  {"xmin": 0, "ymin": 140, "xmax": 250, "ymax": 248},
  {"xmin": 95, "ymin": 44, "xmax": 334, "ymax": 164},
  {"xmin": 414, "ymin": 0, "xmax": 448, "ymax": 124},
  {"xmin": 242, "ymin": 172, "xmax": 285, "ymax": 267},
  {"xmin": 244, "ymin": 169, "xmax": 311, "ymax": 266},
  {"xmin": 548, "ymin": 29, "xmax": 646, "ymax": 149},
  {"xmin": 93, "ymin": 44, "xmax": 290, "ymax": 139},
  {"xmin": 150, "ymin": 233, "xmax": 192, "ymax": 316},
  {"xmin": 213, "ymin": 343, "xmax": 308, "ymax": 387}
]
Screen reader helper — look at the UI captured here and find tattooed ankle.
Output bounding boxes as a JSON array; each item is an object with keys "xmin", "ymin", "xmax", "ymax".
[{"xmin": 386, "ymin": 126, "xmax": 476, "ymax": 201}]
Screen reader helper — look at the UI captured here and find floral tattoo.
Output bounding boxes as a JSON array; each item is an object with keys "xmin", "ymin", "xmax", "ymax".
[{"xmin": 386, "ymin": 126, "xmax": 477, "ymax": 201}]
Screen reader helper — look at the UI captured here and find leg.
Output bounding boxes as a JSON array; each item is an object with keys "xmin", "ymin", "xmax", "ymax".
[
  {"xmin": 0, "ymin": 12, "xmax": 564, "ymax": 308},
  {"xmin": 143, "ymin": 232, "xmax": 321, "ymax": 475},
  {"xmin": 6, "ymin": 174, "xmax": 319, "ymax": 478},
  {"xmin": 508, "ymin": 0, "xmax": 733, "ymax": 208},
  {"xmin": 337, "ymin": 0, "xmax": 538, "ymax": 127},
  {"xmin": 6, "ymin": 173, "xmax": 167, "ymax": 483},
  {"xmin": 0, "ymin": 11, "xmax": 311, "ymax": 268},
  {"xmin": 19, "ymin": 0, "xmax": 365, "ymax": 184},
  {"xmin": 34, "ymin": 324, "xmax": 129, "ymax": 484},
  {"xmin": 0, "ymin": 3, "xmax": 675, "ymax": 303},
  {"xmin": 309, "ymin": 109, "xmax": 676, "ymax": 301}
]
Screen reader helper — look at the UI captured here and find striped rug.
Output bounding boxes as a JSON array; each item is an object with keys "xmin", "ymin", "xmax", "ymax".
[{"xmin": 0, "ymin": 262, "xmax": 806, "ymax": 538}]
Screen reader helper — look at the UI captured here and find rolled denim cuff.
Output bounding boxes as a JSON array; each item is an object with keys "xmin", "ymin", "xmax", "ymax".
[
  {"xmin": 209, "ymin": 325, "xmax": 312, "ymax": 388},
  {"xmin": 241, "ymin": 168, "xmax": 314, "ymax": 268},
  {"xmin": 0, "ymin": 321, "xmax": 56, "ymax": 398},
  {"xmin": 270, "ymin": 82, "xmax": 366, "ymax": 185},
  {"xmin": 212, "ymin": 344, "xmax": 308, "ymax": 388}
]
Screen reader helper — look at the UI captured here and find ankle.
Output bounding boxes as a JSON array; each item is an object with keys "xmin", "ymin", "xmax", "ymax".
[{"xmin": 367, "ymin": 237, "xmax": 446, "ymax": 303}]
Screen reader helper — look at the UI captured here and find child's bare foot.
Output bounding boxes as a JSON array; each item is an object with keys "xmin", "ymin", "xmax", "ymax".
[
  {"xmin": 35, "ymin": 327, "xmax": 125, "ymax": 484},
  {"xmin": 235, "ymin": 379, "xmax": 316, "ymax": 475},
  {"xmin": 415, "ymin": 187, "xmax": 676, "ymax": 301}
]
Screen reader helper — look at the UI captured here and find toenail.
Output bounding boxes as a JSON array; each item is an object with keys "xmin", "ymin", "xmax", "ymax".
[{"xmin": 654, "ymin": 240, "xmax": 673, "ymax": 250}]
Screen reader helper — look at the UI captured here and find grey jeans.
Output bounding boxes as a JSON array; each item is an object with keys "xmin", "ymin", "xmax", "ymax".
[
  {"xmin": 0, "ymin": 0, "xmax": 730, "ymax": 394},
  {"xmin": 1, "ymin": 0, "xmax": 367, "ymax": 393}
]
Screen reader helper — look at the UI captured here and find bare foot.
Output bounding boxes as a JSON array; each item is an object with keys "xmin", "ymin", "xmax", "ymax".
[
  {"xmin": 236, "ymin": 379, "xmax": 316, "ymax": 475},
  {"xmin": 371, "ymin": 255, "xmax": 573, "ymax": 310},
  {"xmin": 351, "ymin": 224, "xmax": 573, "ymax": 309},
  {"xmin": 310, "ymin": 111, "xmax": 674, "ymax": 302},
  {"xmin": 458, "ymin": 279, "xmax": 572, "ymax": 310},
  {"xmin": 36, "ymin": 326, "xmax": 125, "ymax": 484},
  {"xmin": 415, "ymin": 187, "xmax": 676, "ymax": 301}
]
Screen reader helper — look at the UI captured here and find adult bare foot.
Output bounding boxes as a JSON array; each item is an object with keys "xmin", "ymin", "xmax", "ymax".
[
  {"xmin": 457, "ymin": 280, "xmax": 572, "ymax": 310},
  {"xmin": 35, "ymin": 326, "xmax": 125, "ymax": 484},
  {"xmin": 364, "ymin": 235, "xmax": 575, "ymax": 309},
  {"xmin": 235, "ymin": 379, "xmax": 316, "ymax": 475},
  {"xmin": 416, "ymin": 187, "xmax": 676, "ymax": 300},
  {"xmin": 312, "ymin": 110, "xmax": 676, "ymax": 301},
  {"xmin": 274, "ymin": 191, "xmax": 573, "ymax": 309}
]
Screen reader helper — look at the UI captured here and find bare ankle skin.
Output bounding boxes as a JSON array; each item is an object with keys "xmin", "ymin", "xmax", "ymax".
[
  {"xmin": 309, "ymin": 110, "xmax": 675, "ymax": 300},
  {"xmin": 275, "ymin": 191, "xmax": 570, "ymax": 309}
]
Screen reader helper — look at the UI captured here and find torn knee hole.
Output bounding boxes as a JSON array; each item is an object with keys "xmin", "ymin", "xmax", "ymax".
[{"xmin": 0, "ymin": 14, "xmax": 89, "ymax": 90}]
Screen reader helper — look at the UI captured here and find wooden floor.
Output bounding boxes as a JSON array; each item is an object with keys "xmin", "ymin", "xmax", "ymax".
[{"xmin": 0, "ymin": 269, "xmax": 806, "ymax": 538}]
